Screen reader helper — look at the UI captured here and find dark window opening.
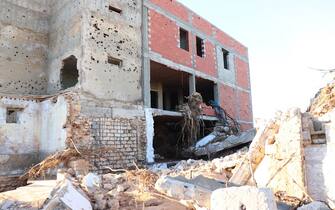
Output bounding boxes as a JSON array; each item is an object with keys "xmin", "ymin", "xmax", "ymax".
[
  {"xmin": 179, "ymin": 28, "xmax": 189, "ymax": 51},
  {"xmin": 151, "ymin": 91, "xmax": 159, "ymax": 108},
  {"xmin": 6, "ymin": 108, "xmax": 22, "ymax": 124},
  {"xmin": 222, "ymin": 48, "xmax": 229, "ymax": 69},
  {"xmin": 108, "ymin": 56, "xmax": 123, "ymax": 67},
  {"xmin": 150, "ymin": 61, "xmax": 190, "ymax": 112},
  {"xmin": 109, "ymin": 5, "xmax": 122, "ymax": 14},
  {"xmin": 196, "ymin": 77, "xmax": 215, "ymax": 105},
  {"xmin": 60, "ymin": 55, "xmax": 79, "ymax": 90},
  {"xmin": 153, "ymin": 116, "xmax": 215, "ymax": 161},
  {"xmin": 196, "ymin": 36, "xmax": 204, "ymax": 57}
]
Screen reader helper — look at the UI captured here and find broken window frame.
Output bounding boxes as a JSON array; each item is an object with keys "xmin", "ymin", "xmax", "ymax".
[
  {"xmin": 222, "ymin": 48, "xmax": 230, "ymax": 70},
  {"xmin": 179, "ymin": 27, "xmax": 189, "ymax": 51},
  {"xmin": 196, "ymin": 36, "xmax": 205, "ymax": 57},
  {"xmin": 60, "ymin": 55, "xmax": 79, "ymax": 90},
  {"xmin": 6, "ymin": 108, "xmax": 23, "ymax": 124},
  {"xmin": 109, "ymin": 5, "xmax": 122, "ymax": 14}
]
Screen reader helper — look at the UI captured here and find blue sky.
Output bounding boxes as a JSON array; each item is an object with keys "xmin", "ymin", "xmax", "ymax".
[{"xmin": 178, "ymin": 0, "xmax": 335, "ymax": 119}]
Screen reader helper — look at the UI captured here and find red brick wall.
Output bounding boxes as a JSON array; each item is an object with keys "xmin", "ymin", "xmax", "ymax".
[
  {"xmin": 149, "ymin": 10, "xmax": 193, "ymax": 68},
  {"xmin": 220, "ymin": 84, "xmax": 253, "ymax": 131},
  {"xmin": 220, "ymin": 84, "xmax": 237, "ymax": 119},
  {"xmin": 192, "ymin": 13, "xmax": 213, "ymax": 36},
  {"xmin": 148, "ymin": 0, "xmax": 249, "ymax": 73},
  {"xmin": 235, "ymin": 57, "xmax": 250, "ymax": 90},
  {"xmin": 237, "ymin": 90, "xmax": 253, "ymax": 122},
  {"xmin": 239, "ymin": 123, "xmax": 253, "ymax": 131},
  {"xmin": 149, "ymin": 0, "xmax": 189, "ymax": 22},
  {"xmin": 194, "ymin": 38, "xmax": 217, "ymax": 77},
  {"xmin": 148, "ymin": 0, "xmax": 253, "ymax": 128},
  {"xmin": 214, "ymin": 28, "xmax": 248, "ymax": 57}
]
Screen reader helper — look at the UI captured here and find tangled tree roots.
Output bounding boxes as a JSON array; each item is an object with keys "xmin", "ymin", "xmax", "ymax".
[{"xmin": 179, "ymin": 92, "xmax": 204, "ymax": 150}]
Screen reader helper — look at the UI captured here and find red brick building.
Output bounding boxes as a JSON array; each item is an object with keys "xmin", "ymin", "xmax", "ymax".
[{"xmin": 143, "ymin": 0, "xmax": 253, "ymax": 132}]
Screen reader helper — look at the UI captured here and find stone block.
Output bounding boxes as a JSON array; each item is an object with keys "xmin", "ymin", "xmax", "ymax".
[
  {"xmin": 155, "ymin": 175, "xmax": 228, "ymax": 208},
  {"xmin": 211, "ymin": 186, "xmax": 277, "ymax": 210},
  {"xmin": 43, "ymin": 179, "xmax": 92, "ymax": 210}
]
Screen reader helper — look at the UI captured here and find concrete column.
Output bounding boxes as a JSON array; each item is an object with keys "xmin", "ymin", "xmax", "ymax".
[
  {"xmin": 142, "ymin": 6, "xmax": 151, "ymax": 107},
  {"xmin": 214, "ymin": 83, "xmax": 220, "ymax": 103},
  {"xmin": 143, "ymin": 58, "xmax": 151, "ymax": 107},
  {"xmin": 189, "ymin": 74, "xmax": 196, "ymax": 95},
  {"xmin": 164, "ymin": 91, "xmax": 171, "ymax": 110}
]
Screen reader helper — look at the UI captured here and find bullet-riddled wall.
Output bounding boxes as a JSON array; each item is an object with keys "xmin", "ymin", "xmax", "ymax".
[
  {"xmin": 81, "ymin": 0, "xmax": 143, "ymax": 104},
  {"xmin": 0, "ymin": 0, "xmax": 49, "ymax": 95}
]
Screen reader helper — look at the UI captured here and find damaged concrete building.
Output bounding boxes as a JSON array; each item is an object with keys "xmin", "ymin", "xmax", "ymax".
[{"xmin": 0, "ymin": 0, "xmax": 252, "ymax": 183}]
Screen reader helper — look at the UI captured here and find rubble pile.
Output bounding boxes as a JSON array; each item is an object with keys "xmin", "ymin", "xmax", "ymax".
[
  {"xmin": 2, "ymin": 82, "xmax": 335, "ymax": 209},
  {"xmin": 155, "ymin": 147, "xmax": 248, "ymax": 181},
  {"xmin": 308, "ymin": 82, "xmax": 335, "ymax": 116}
]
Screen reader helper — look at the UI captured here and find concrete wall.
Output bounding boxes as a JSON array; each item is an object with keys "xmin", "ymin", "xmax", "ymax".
[
  {"xmin": 0, "ymin": 1, "xmax": 49, "ymax": 95},
  {"xmin": 40, "ymin": 96, "xmax": 68, "ymax": 158},
  {"xmin": 305, "ymin": 111, "xmax": 335, "ymax": 208},
  {"xmin": 254, "ymin": 109, "xmax": 305, "ymax": 199},
  {"xmin": 0, "ymin": 97, "xmax": 40, "ymax": 176},
  {"xmin": 0, "ymin": 95, "xmax": 68, "ymax": 176},
  {"xmin": 80, "ymin": 0, "xmax": 143, "ymax": 104},
  {"xmin": 47, "ymin": 0, "xmax": 83, "ymax": 93}
]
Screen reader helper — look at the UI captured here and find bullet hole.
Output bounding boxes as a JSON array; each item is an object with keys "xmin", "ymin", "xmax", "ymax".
[{"xmin": 93, "ymin": 23, "xmax": 100, "ymax": 31}]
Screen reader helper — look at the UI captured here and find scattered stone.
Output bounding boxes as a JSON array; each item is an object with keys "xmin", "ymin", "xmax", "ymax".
[{"xmin": 81, "ymin": 173, "xmax": 101, "ymax": 193}]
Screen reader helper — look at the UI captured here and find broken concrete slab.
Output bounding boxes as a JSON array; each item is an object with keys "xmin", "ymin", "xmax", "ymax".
[
  {"xmin": 194, "ymin": 129, "xmax": 256, "ymax": 156},
  {"xmin": 42, "ymin": 179, "xmax": 92, "ymax": 210},
  {"xmin": 155, "ymin": 175, "xmax": 233, "ymax": 208},
  {"xmin": 211, "ymin": 186, "xmax": 278, "ymax": 210},
  {"xmin": 0, "ymin": 180, "xmax": 57, "ymax": 210},
  {"xmin": 297, "ymin": 201, "xmax": 330, "ymax": 210},
  {"xmin": 254, "ymin": 109, "xmax": 305, "ymax": 199},
  {"xmin": 229, "ymin": 120, "xmax": 279, "ymax": 185},
  {"xmin": 195, "ymin": 133, "xmax": 217, "ymax": 148}
]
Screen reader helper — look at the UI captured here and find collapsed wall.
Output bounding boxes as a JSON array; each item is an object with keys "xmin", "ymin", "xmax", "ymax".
[
  {"xmin": 0, "ymin": 0, "xmax": 146, "ymax": 178},
  {"xmin": 77, "ymin": 0, "xmax": 146, "ymax": 172},
  {"xmin": 0, "ymin": 94, "xmax": 70, "ymax": 177},
  {"xmin": 229, "ymin": 97, "xmax": 335, "ymax": 208}
]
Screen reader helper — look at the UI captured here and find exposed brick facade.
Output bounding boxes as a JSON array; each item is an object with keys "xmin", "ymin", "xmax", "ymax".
[
  {"xmin": 149, "ymin": 10, "xmax": 193, "ymax": 68},
  {"xmin": 220, "ymin": 84, "xmax": 237, "ymax": 119},
  {"xmin": 236, "ymin": 57, "xmax": 251, "ymax": 90},
  {"xmin": 146, "ymin": 0, "xmax": 253, "ymax": 130},
  {"xmin": 88, "ymin": 117, "xmax": 146, "ymax": 173}
]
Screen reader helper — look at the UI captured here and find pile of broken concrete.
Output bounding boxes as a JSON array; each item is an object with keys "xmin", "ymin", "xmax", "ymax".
[{"xmin": 1, "ymin": 83, "xmax": 335, "ymax": 209}]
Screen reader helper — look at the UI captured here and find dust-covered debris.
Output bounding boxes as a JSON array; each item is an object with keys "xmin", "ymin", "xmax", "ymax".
[
  {"xmin": 308, "ymin": 81, "xmax": 335, "ymax": 116},
  {"xmin": 154, "ymin": 147, "xmax": 248, "ymax": 182}
]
